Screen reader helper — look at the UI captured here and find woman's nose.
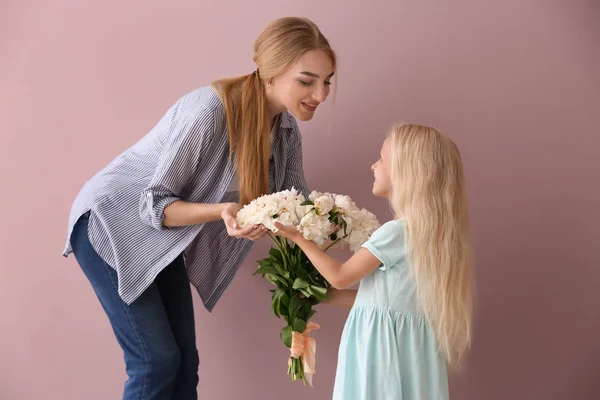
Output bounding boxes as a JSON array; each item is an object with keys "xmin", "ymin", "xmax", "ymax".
[{"xmin": 314, "ymin": 86, "xmax": 327, "ymax": 103}]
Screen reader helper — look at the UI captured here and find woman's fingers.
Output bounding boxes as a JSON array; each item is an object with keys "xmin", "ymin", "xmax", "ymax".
[
  {"xmin": 226, "ymin": 222, "xmax": 268, "ymax": 241},
  {"xmin": 247, "ymin": 226, "xmax": 268, "ymax": 241}
]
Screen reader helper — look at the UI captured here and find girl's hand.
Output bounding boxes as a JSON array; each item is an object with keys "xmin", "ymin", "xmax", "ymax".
[
  {"xmin": 273, "ymin": 222, "xmax": 302, "ymax": 242},
  {"xmin": 221, "ymin": 203, "xmax": 267, "ymax": 241}
]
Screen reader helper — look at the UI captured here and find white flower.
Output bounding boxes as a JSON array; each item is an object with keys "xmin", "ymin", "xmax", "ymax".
[
  {"xmin": 236, "ymin": 201, "xmax": 267, "ymax": 226},
  {"xmin": 308, "ymin": 190, "xmax": 322, "ymax": 202},
  {"xmin": 236, "ymin": 187, "xmax": 305, "ymax": 232},
  {"xmin": 295, "ymin": 201, "xmax": 313, "ymax": 220},
  {"xmin": 342, "ymin": 208, "xmax": 381, "ymax": 252},
  {"xmin": 314, "ymin": 194, "xmax": 334, "ymax": 215},
  {"xmin": 334, "ymin": 195, "xmax": 354, "ymax": 213},
  {"xmin": 297, "ymin": 212, "xmax": 334, "ymax": 247},
  {"xmin": 346, "ymin": 230, "xmax": 369, "ymax": 252},
  {"xmin": 236, "ymin": 188, "xmax": 380, "ymax": 251}
]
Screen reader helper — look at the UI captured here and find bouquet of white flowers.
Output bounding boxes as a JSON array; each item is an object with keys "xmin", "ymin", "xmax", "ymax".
[{"xmin": 236, "ymin": 188, "xmax": 380, "ymax": 386}]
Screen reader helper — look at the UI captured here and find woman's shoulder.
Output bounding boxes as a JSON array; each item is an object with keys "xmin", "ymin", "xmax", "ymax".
[
  {"xmin": 168, "ymin": 85, "xmax": 227, "ymax": 133},
  {"xmin": 175, "ymin": 85, "xmax": 224, "ymax": 116}
]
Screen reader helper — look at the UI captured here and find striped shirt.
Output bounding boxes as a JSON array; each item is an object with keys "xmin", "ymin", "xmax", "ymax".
[{"xmin": 63, "ymin": 85, "xmax": 309, "ymax": 311}]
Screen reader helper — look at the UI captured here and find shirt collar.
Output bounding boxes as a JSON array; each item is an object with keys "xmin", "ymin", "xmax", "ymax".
[{"xmin": 278, "ymin": 111, "xmax": 293, "ymax": 130}]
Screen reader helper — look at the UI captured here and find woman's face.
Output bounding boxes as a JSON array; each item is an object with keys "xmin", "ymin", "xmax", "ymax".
[{"xmin": 266, "ymin": 50, "xmax": 335, "ymax": 121}]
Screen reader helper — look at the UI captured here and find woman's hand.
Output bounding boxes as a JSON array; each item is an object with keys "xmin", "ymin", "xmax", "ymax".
[{"xmin": 221, "ymin": 203, "xmax": 267, "ymax": 241}]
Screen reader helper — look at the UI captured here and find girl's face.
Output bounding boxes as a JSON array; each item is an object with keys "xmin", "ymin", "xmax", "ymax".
[
  {"xmin": 266, "ymin": 50, "xmax": 335, "ymax": 121},
  {"xmin": 371, "ymin": 137, "xmax": 393, "ymax": 199}
]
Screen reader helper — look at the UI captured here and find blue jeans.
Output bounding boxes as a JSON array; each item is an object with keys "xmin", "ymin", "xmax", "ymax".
[{"xmin": 70, "ymin": 213, "xmax": 199, "ymax": 399}]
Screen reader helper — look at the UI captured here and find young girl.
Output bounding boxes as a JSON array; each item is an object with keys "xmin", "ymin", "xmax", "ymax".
[
  {"xmin": 63, "ymin": 17, "xmax": 335, "ymax": 399},
  {"xmin": 275, "ymin": 123, "xmax": 473, "ymax": 399}
]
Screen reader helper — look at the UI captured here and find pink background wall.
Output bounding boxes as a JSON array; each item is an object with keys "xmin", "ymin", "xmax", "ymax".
[{"xmin": 1, "ymin": 1, "xmax": 599, "ymax": 399}]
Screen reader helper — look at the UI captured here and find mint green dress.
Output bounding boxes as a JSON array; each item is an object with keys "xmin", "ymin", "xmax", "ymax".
[{"xmin": 332, "ymin": 219, "xmax": 449, "ymax": 400}]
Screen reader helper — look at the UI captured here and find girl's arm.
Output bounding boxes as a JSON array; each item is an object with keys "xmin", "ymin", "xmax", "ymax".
[
  {"xmin": 274, "ymin": 223, "xmax": 382, "ymax": 289},
  {"xmin": 324, "ymin": 288, "xmax": 358, "ymax": 310}
]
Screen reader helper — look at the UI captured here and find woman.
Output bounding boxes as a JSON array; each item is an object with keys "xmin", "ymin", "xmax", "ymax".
[{"xmin": 63, "ymin": 17, "xmax": 336, "ymax": 399}]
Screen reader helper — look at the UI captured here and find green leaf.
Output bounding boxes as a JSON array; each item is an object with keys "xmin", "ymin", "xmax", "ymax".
[
  {"xmin": 281, "ymin": 325, "xmax": 293, "ymax": 348},
  {"xmin": 300, "ymin": 200, "xmax": 314, "ymax": 206},
  {"xmin": 269, "ymin": 248, "xmax": 284, "ymax": 264},
  {"xmin": 280, "ymin": 292, "xmax": 290, "ymax": 308},
  {"xmin": 299, "ymin": 288, "xmax": 312, "ymax": 298},
  {"xmin": 292, "ymin": 278, "xmax": 310, "ymax": 290},
  {"xmin": 295, "ymin": 266, "xmax": 311, "ymax": 282},
  {"xmin": 300, "ymin": 266, "xmax": 321, "ymax": 286},
  {"xmin": 309, "ymin": 269, "xmax": 326, "ymax": 286},
  {"xmin": 289, "ymin": 253, "xmax": 297, "ymax": 268},
  {"xmin": 271, "ymin": 290, "xmax": 284, "ymax": 317},
  {"xmin": 310, "ymin": 285, "xmax": 327, "ymax": 296},
  {"xmin": 288, "ymin": 293, "xmax": 302, "ymax": 321},
  {"xmin": 307, "ymin": 309, "xmax": 317, "ymax": 320},
  {"xmin": 301, "ymin": 301, "xmax": 312, "ymax": 314},
  {"xmin": 308, "ymin": 285, "xmax": 328, "ymax": 302},
  {"xmin": 293, "ymin": 319, "xmax": 307, "ymax": 333},
  {"xmin": 294, "ymin": 301, "xmax": 312, "ymax": 321},
  {"xmin": 258, "ymin": 258, "xmax": 273, "ymax": 267},
  {"xmin": 255, "ymin": 265, "xmax": 279, "ymax": 276},
  {"xmin": 271, "ymin": 297, "xmax": 281, "ymax": 318},
  {"xmin": 272, "ymin": 262, "xmax": 290, "ymax": 278},
  {"xmin": 328, "ymin": 211, "xmax": 339, "ymax": 222},
  {"xmin": 289, "ymin": 293, "xmax": 303, "ymax": 313},
  {"xmin": 265, "ymin": 274, "xmax": 289, "ymax": 288}
]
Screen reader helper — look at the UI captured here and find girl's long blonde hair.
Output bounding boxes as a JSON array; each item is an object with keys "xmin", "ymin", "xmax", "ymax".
[
  {"xmin": 389, "ymin": 123, "xmax": 473, "ymax": 369},
  {"xmin": 213, "ymin": 17, "xmax": 336, "ymax": 205}
]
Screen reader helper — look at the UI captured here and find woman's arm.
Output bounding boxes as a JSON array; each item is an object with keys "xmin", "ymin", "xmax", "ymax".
[
  {"xmin": 162, "ymin": 201, "xmax": 229, "ymax": 227},
  {"xmin": 139, "ymin": 105, "xmax": 214, "ymax": 230},
  {"xmin": 140, "ymin": 103, "xmax": 266, "ymax": 240},
  {"xmin": 163, "ymin": 201, "xmax": 266, "ymax": 241}
]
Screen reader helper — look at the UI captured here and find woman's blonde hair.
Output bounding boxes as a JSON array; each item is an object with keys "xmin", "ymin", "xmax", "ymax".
[
  {"xmin": 213, "ymin": 17, "xmax": 336, "ymax": 205},
  {"xmin": 389, "ymin": 123, "xmax": 474, "ymax": 369}
]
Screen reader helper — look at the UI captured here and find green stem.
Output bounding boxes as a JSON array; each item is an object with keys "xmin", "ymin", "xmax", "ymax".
[
  {"xmin": 267, "ymin": 232, "xmax": 281, "ymax": 250},
  {"xmin": 323, "ymin": 238, "xmax": 341, "ymax": 252},
  {"xmin": 268, "ymin": 232, "xmax": 290, "ymax": 272},
  {"xmin": 280, "ymin": 237, "xmax": 290, "ymax": 271},
  {"xmin": 281, "ymin": 237, "xmax": 289, "ymax": 254},
  {"xmin": 299, "ymin": 355, "xmax": 306, "ymax": 385}
]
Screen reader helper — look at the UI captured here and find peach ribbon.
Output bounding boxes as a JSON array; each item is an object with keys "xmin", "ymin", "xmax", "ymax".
[{"xmin": 289, "ymin": 321, "xmax": 320, "ymax": 387}]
